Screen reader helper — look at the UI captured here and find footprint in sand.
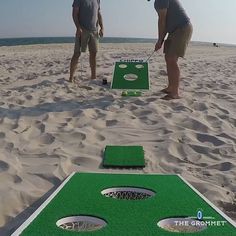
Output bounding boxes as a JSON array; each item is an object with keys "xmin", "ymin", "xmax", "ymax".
[
  {"xmin": 53, "ymin": 97, "xmax": 63, "ymax": 102},
  {"xmin": 4, "ymin": 142, "xmax": 14, "ymax": 151},
  {"xmin": 135, "ymin": 109, "xmax": 153, "ymax": 117},
  {"xmin": 26, "ymin": 73, "xmax": 38, "ymax": 80},
  {"xmin": 106, "ymin": 120, "xmax": 118, "ymax": 127},
  {"xmin": 71, "ymin": 132, "xmax": 86, "ymax": 141},
  {"xmin": 0, "ymin": 132, "xmax": 6, "ymax": 139},
  {"xmin": 133, "ymin": 100, "xmax": 146, "ymax": 106},
  {"xmin": 38, "ymin": 133, "xmax": 55, "ymax": 145},
  {"xmin": 159, "ymin": 70, "xmax": 167, "ymax": 76},
  {"xmin": 181, "ymin": 118, "xmax": 209, "ymax": 132},
  {"xmin": 95, "ymin": 133, "xmax": 105, "ymax": 141},
  {"xmin": 12, "ymin": 175, "xmax": 22, "ymax": 184},
  {"xmin": 25, "ymin": 95, "xmax": 33, "ymax": 100},
  {"xmin": 65, "ymin": 118, "xmax": 72, "ymax": 122},
  {"xmin": 217, "ymin": 133, "xmax": 236, "ymax": 144},
  {"xmin": 55, "ymin": 132, "xmax": 86, "ymax": 143},
  {"xmin": 208, "ymin": 162, "xmax": 234, "ymax": 171},
  {"xmin": 72, "ymin": 156, "xmax": 100, "ymax": 167},
  {"xmin": 172, "ymin": 105, "xmax": 193, "ymax": 112},
  {"xmin": 0, "ymin": 160, "xmax": 9, "ymax": 172},
  {"xmin": 143, "ymin": 118, "xmax": 158, "ymax": 125},
  {"xmin": 196, "ymin": 133, "xmax": 225, "ymax": 146},
  {"xmin": 205, "ymin": 115, "xmax": 223, "ymax": 128},
  {"xmin": 35, "ymin": 123, "xmax": 45, "ymax": 133},
  {"xmin": 189, "ymin": 144, "xmax": 211, "ymax": 155},
  {"xmin": 146, "ymin": 97, "xmax": 156, "ymax": 103},
  {"xmin": 192, "ymin": 102, "xmax": 208, "ymax": 111}
]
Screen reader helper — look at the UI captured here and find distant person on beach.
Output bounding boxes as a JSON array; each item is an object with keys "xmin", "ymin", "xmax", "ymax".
[
  {"xmin": 154, "ymin": 0, "xmax": 193, "ymax": 100},
  {"xmin": 69, "ymin": 0, "xmax": 104, "ymax": 83}
]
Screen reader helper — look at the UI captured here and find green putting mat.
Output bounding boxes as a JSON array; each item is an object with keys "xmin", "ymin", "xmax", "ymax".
[
  {"xmin": 13, "ymin": 173, "xmax": 236, "ymax": 236},
  {"xmin": 111, "ymin": 61, "xmax": 149, "ymax": 90},
  {"xmin": 103, "ymin": 145, "xmax": 145, "ymax": 167}
]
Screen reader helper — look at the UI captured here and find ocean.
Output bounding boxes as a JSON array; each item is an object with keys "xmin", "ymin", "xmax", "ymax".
[
  {"xmin": 0, "ymin": 37, "xmax": 234, "ymax": 48},
  {"xmin": 0, "ymin": 37, "xmax": 156, "ymax": 47}
]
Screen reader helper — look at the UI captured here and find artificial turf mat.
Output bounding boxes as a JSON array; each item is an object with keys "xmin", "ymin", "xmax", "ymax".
[
  {"xmin": 16, "ymin": 173, "xmax": 235, "ymax": 236},
  {"xmin": 103, "ymin": 146, "xmax": 145, "ymax": 167},
  {"xmin": 111, "ymin": 62, "xmax": 149, "ymax": 90}
]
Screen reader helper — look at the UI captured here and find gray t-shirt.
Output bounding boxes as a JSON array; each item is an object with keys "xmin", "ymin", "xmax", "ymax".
[
  {"xmin": 72, "ymin": 0, "xmax": 100, "ymax": 31},
  {"xmin": 154, "ymin": 0, "xmax": 190, "ymax": 33}
]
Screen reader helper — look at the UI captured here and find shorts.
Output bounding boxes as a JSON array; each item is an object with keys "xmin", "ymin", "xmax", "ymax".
[
  {"xmin": 164, "ymin": 22, "xmax": 193, "ymax": 58},
  {"xmin": 74, "ymin": 29, "xmax": 99, "ymax": 56}
]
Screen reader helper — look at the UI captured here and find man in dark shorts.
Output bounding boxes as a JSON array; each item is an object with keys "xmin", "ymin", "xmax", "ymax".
[
  {"xmin": 69, "ymin": 0, "xmax": 104, "ymax": 83},
  {"xmin": 154, "ymin": 0, "xmax": 192, "ymax": 99}
]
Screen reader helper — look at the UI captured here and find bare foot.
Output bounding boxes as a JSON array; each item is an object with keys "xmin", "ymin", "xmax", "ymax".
[
  {"xmin": 160, "ymin": 88, "xmax": 171, "ymax": 94},
  {"xmin": 69, "ymin": 77, "xmax": 75, "ymax": 83},
  {"xmin": 161, "ymin": 94, "xmax": 180, "ymax": 100}
]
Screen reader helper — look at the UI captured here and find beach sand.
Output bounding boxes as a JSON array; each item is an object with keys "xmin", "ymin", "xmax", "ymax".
[{"xmin": 0, "ymin": 42, "xmax": 235, "ymax": 235}]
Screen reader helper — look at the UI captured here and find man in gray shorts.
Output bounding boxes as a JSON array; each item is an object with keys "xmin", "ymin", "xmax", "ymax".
[
  {"xmin": 154, "ymin": 0, "xmax": 192, "ymax": 99},
  {"xmin": 69, "ymin": 0, "xmax": 104, "ymax": 82}
]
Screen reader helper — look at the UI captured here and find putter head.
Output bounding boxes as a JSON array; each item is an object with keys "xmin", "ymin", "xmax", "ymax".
[{"xmin": 102, "ymin": 79, "xmax": 108, "ymax": 85}]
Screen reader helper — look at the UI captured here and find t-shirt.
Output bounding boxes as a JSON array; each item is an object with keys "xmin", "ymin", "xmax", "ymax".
[
  {"xmin": 72, "ymin": 0, "xmax": 100, "ymax": 31},
  {"xmin": 154, "ymin": 0, "xmax": 190, "ymax": 33}
]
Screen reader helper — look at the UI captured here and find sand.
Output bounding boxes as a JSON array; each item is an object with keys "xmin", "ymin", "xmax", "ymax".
[{"xmin": 0, "ymin": 42, "xmax": 235, "ymax": 235}]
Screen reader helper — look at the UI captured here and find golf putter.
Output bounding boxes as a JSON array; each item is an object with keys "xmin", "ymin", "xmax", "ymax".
[{"xmin": 145, "ymin": 50, "xmax": 156, "ymax": 62}]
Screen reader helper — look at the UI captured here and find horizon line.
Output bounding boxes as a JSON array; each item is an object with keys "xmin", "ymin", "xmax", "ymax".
[{"xmin": 0, "ymin": 36, "xmax": 235, "ymax": 46}]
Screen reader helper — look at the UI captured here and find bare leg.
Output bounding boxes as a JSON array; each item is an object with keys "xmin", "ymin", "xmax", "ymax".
[
  {"xmin": 69, "ymin": 53, "xmax": 80, "ymax": 82},
  {"xmin": 163, "ymin": 54, "xmax": 180, "ymax": 98},
  {"xmin": 89, "ymin": 51, "xmax": 97, "ymax": 80}
]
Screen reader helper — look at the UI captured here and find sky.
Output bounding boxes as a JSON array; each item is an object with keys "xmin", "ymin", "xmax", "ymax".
[{"xmin": 0, "ymin": 0, "xmax": 236, "ymax": 45}]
